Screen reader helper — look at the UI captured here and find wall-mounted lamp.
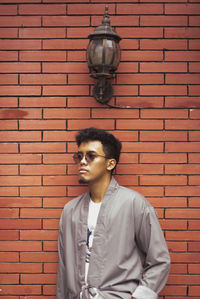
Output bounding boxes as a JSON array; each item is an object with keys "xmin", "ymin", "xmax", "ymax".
[{"xmin": 87, "ymin": 6, "xmax": 121, "ymax": 105}]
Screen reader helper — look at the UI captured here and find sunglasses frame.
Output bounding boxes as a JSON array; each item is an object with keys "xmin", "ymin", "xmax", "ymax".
[{"xmin": 73, "ymin": 151, "xmax": 107, "ymax": 164}]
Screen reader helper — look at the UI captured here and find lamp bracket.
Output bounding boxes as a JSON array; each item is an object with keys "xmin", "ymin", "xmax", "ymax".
[{"xmin": 93, "ymin": 77, "xmax": 113, "ymax": 104}]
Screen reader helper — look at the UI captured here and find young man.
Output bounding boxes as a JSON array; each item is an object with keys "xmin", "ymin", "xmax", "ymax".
[{"xmin": 56, "ymin": 128, "xmax": 170, "ymax": 299}]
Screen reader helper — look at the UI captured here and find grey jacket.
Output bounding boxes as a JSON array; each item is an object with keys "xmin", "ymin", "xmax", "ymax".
[{"xmin": 56, "ymin": 178, "xmax": 170, "ymax": 299}]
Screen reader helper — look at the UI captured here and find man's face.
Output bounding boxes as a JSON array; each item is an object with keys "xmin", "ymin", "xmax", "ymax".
[{"xmin": 76, "ymin": 140, "xmax": 110, "ymax": 185}]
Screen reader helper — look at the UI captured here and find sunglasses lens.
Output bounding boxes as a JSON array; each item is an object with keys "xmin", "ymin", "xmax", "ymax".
[
  {"xmin": 85, "ymin": 152, "xmax": 96, "ymax": 163},
  {"xmin": 73, "ymin": 153, "xmax": 82, "ymax": 163}
]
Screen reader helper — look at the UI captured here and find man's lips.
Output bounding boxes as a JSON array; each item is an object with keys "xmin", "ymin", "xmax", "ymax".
[{"xmin": 79, "ymin": 168, "xmax": 88, "ymax": 173}]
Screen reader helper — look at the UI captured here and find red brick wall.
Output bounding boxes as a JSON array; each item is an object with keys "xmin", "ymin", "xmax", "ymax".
[{"xmin": 0, "ymin": 0, "xmax": 200, "ymax": 298}]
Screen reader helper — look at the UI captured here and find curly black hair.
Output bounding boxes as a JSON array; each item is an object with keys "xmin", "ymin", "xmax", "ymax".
[{"xmin": 75, "ymin": 127, "xmax": 122, "ymax": 164}]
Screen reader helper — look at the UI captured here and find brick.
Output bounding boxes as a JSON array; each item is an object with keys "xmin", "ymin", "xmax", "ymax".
[
  {"xmin": 140, "ymin": 85, "xmax": 187, "ymax": 96},
  {"xmin": 189, "ymin": 16, "xmax": 200, "ymax": 26},
  {"xmin": 141, "ymin": 15, "xmax": 187, "ymax": 26},
  {"xmin": 117, "ymin": 4, "xmax": 163, "ymax": 14},
  {"xmin": 189, "ymin": 85, "xmax": 200, "ymax": 96},
  {"xmin": 0, "ymin": 219, "xmax": 41, "ymax": 229},
  {"xmin": 20, "ymin": 186, "xmax": 66, "ymax": 197},
  {"xmin": 20, "ymin": 50, "xmax": 66, "ymax": 62},
  {"xmin": 166, "ymin": 164, "xmax": 200, "ymax": 175},
  {"xmin": 20, "ymin": 74, "xmax": 67, "ymax": 85},
  {"xmin": 0, "ymin": 16, "xmax": 41, "ymax": 27},
  {"xmin": 119, "ymin": 39, "xmax": 139, "ymax": 50},
  {"xmin": 0, "ymin": 143, "xmax": 18, "ymax": 153},
  {"xmin": 68, "ymin": 3, "xmax": 115, "ymax": 14},
  {"xmin": 165, "ymin": 142, "xmax": 200, "ymax": 153},
  {"xmin": 68, "ymin": 119, "xmax": 115, "ymax": 130},
  {"xmin": 20, "ymin": 230, "xmax": 57, "ymax": 241},
  {"xmin": 167, "ymin": 241, "xmax": 187, "ymax": 252},
  {"xmin": 0, "ymin": 274, "xmax": 19, "ymax": 284},
  {"xmin": 0, "ymin": 28, "xmax": 17, "ymax": 38},
  {"xmin": 166, "ymin": 186, "xmax": 200, "ymax": 196},
  {"xmin": 19, "ymin": 4, "xmax": 66, "ymax": 15},
  {"xmin": 165, "ymin": 51, "xmax": 200, "ymax": 61},
  {"xmin": 0, "ymin": 154, "xmax": 41, "ymax": 164},
  {"xmin": 0, "ymin": 285, "xmax": 41, "ymax": 295},
  {"xmin": 0, "ymin": 230, "xmax": 19, "ymax": 241},
  {"xmin": 43, "ymin": 108, "xmax": 90, "ymax": 119},
  {"xmin": 189, "ymin": 286, "xmax": 200, "ymax": 297},
  {"xmin": 92, "ymin": 15, "xmax": 139, "ymax": 27},
  {"xmin": 165, "ymin": 3, "xmax": 200, "ymax": 14},
  {"xmin": 121, "ymin": 50, "xmax": 163, "ymax": 61},
  {"xmin": 190, "ymin": 40, "xmax": 200, "ymax": 50},
  {"xmin": 0, "ymin": 252, "xmax": 19, "ymax": 262},
  {"xmin": 0, "ymin": 62, "xmax": 40, "ymax": 73},
  {"xmin": 43, "ymin": 62, "xmax": 88, "ymax": 73},
  {"xmin": 20, "ymin": 208, "xmax": 62, "ymax": 219},
  {"xmin": 19, "ymin": 97, "xmax": 66, "ymax": 108},
  {"xmin": 92, "ymin": 108, "xmax": 139, "ymax": 119},
  {"xmin": 0, "ymin": 197, "xmax": 41, "ymax": 208},
  {"xmin": 115, "ymin": 175, "xmax": 138, "ymax": 186},
  {"xmin": 160, "ymin": 220, "xmax": 187, "ymax": 230},
  {"xmin": 68, "ymin": 74, "xmax": 93, "ymax": 85},
  {"xmin": 116, "ymin": 97, "xmax": 164, "ymax": 108},
  {"xmin": 117, "ymin": 119, "xmax": 163, "ymax": 130},
  {"xmin": 189, "ymin": 175, "xmax": 200, "ymax": 185},
  {"xmin": 20, "ymin": 142, "xmax": 66, "ymax": 153},
  {"xmin": 0, "ymin": 187, "xmax": 18, "ymax": 196},
  {"xmin": 189, "ymin": 264, "xmax": 200, "ymax": 274},
  {"xmin": 0, "ymin": 108, "xmax": 41, "ymax": 119},
  {"xmin": 117, "ymin": 74, "xmax": 164, "ymax": 85},
  {"xmin": 140, "ymin": 131, "xmax": 187, "ymax": 141},
  {"xmin": 0, "ymin": 176, "xmax": 41, "ymax": 186},
  {"xmin": 19, "ymin": 28, "xmax": 65, "ymax": 39},
  {"xmin": 43, "ymin": 85, "xmax": 89, "ymax": 96},
  {"xmin": 167, "ymin": 274, "xmax": 200, "ymax": 285},
  {"xmin": 141, "ymin": 39, "xmax": 187, "ymax": 50},
  {"xmin": 166, "ymin": 73, "xmax": 200, "ymax": 84},
  {"xmin": 0, "ymin": 5, "xmax": 17, "ymax": 15},
  {"xmin": 189, "ymin": 242, "xmax": 200, "ymax": 251},
  {"xmin": 20, "ymin": 252, "xmax": 58, "ymax": 263},
  {"xmin": 140, "ymin": 175, "xmax": 187, "ymax": 186},
  {"xmin": 0, "ymin": 241, "xmax": 42, "ymax": 252},
  {"xmin": 189, "ymin": 153, "xmax": 200, "ymax": 163},
  {"xmin": 0, "ymin": 40, "xmax": 41, "ymax": 50},
  {"xmin": 140, "ymin": 62, "xmax": 187, "ymax": 73},
  {"xmin": 21, "ymin": 274, "xmax": 56, "ymax": 285},
  {"xmin": 189, "ymin": 199, "xmax": 200, "ymax": 208},
  {"xmin": 0, "ymin": 165, "xmax": 18, "ymax": 175},
  {"xmin": 141, "ymin": 109, "xmax": 188, "ymax": 119},
  {"xmin": 43, "ymin": 240, "xmax": 57, "ymax": 251},
  {"xmin": 43, "ymin": 39, "xmax": 88, "ymax": 50},
  {"xmin": 43, "ymin": 131, "xmax": 75, "ymax": 142},
  {"xmin": 167, "ymin": 230, "xmax": 200, "ymax": 241},
  {"xmin": 20, "ymin": 165, "xmax": 66, "ymax": 175},
  {"xmin": 0, "ymin": 97, "xmax": 18, "ymax": 108},
  {"xmin": 167, "ymin": 27, "xmax": 200, "ymax": 40},
  {"xmin": 44, "ymin": 263, "xmax": 57, "ymax": 274},
  {"xmin": 189, "ymin": 62, "xmax": 200, "ymax": 73},
  {"xmin": 122, "ymin": 142, "xmax": 163, "ymax": 153},
  {"xmin": 43, "ymin": 154, "xmax": 72, "ymax": 164},
  {"xmin": 165, "ymin": 119, "xmax": 200, "ymax": 130},
  {"xmin": 43, "ymin": 219, "xmax": 59, "ymax": 229},
  {"xmin": 0, "ymin": 131, "xmax": 41, "ymax": 142},
  {"xmin": 43, "ymin": 16, "xmax": 90, "ymax": 27},
  {"xmin": 19, "ymin": 120, "xmax": 66, "ymax": 130},
  {"xmin": 140, "ymin": 153, "xmax": 187, "ymax": 163},
  {"xmin": 0, "ymin": 51, "xmax": 18, "ymax": 61},
  {"xmin": 118, "ymin": 27, "xmax": 163, "ymax": 38},
  {"xmin": 43, "ymin": 175, "xmax": 77, "ymax": 186},
  {"xmin": 190, "ymin": 109, "xmax": 200, "ymax": 120}
]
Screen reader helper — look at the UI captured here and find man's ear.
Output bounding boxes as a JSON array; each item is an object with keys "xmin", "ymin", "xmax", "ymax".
[{"xmin": 107, "ymin": 158, "xmax": 117, "ymax": 172}]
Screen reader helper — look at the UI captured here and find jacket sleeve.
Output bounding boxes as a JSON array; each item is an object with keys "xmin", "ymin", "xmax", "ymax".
[
  {"xmin": 132, "ymin": 200, "xmax": 170, "ymax": 299},
  {"xmin": 56, "ymin": 214, "xmax": 68, "ymax": 299}
]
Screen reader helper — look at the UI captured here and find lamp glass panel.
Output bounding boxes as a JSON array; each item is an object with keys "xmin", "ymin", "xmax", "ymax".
[
  {"xmin": 89, "ymin": 39, "xmax": 104, "ymax": 65},
  {"xmin": 104, "ymin": 39, "xmax": 114, "ymax": 66},
  {"xmin": 112, "ymin": 43, "xmax": 120, "ymax": 68}
]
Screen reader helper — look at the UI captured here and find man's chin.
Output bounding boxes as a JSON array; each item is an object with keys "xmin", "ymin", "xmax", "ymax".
[{"xmin": 78, "ymin": 178, "xmax": 88, "ymax": 184}]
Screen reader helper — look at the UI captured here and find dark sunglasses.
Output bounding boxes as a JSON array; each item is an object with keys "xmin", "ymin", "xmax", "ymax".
[{"xmin": 73, "ymin": 151, "xmax": 107, "ymax": 164}]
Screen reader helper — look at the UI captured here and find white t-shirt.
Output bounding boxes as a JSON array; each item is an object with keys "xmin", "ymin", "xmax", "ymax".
[{"xmin": 80, "ymin": 199, "xmax": 102, "ymax": 299}]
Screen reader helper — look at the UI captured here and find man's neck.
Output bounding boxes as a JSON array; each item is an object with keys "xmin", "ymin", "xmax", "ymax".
[{"xmin": 89, "ymin": 175, "xmax": 112, "ymax": 203}]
